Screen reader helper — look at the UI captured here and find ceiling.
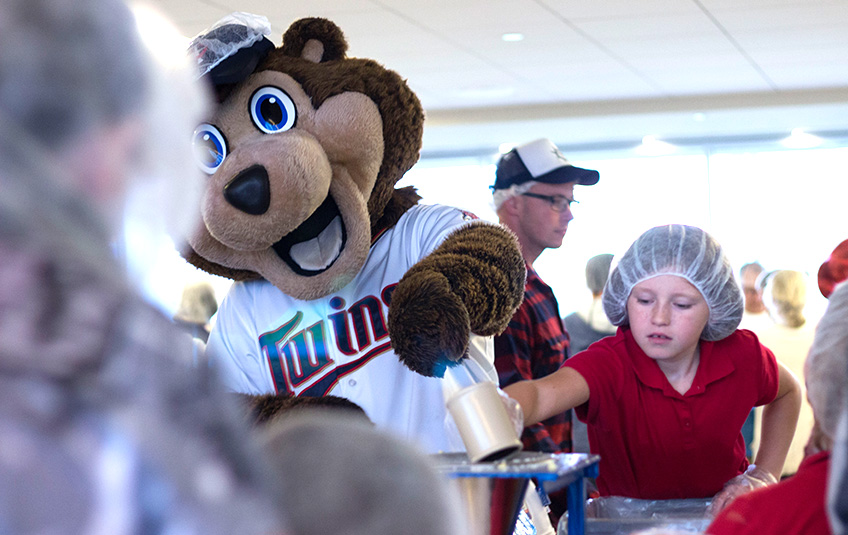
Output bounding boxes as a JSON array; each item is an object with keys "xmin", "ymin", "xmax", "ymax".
[{"xmin": 146, "ymin": 0, "xmax": 848, "ymax": 158}]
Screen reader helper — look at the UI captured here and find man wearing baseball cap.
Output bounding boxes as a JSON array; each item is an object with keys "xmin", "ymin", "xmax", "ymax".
[{"xmin": 491, "ymin": 138, "xmax": 599, "ymax": 524}]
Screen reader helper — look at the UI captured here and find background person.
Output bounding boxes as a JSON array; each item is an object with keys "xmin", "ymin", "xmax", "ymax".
[
  {"xmin": 564, "ymin": 253, "xmax": 616, "ymax": 456},
  {"xmin": 754, "ymin": 269, "xmax": 817, "ymax": 476},
  {"xmin": 706, "ymin": 280, "xmax": 848, "ymax": 535},
  {"xmin": 490, "ymin": 137, "xmax": 599, "ymax": 522},
  {"xmin": 563, "ymin": 253, "xmax": 617, "ymax": 355},
  {"xmin": 173, "ymin": 281, "xmax": 218, "ymax": 343},
  {"xmin": 738, "ymin": 262, "xmax": 771, "ymax": 331},
  {"xmin": 737, "ymin": 261, "xmax": 773, "ymax": 458}
]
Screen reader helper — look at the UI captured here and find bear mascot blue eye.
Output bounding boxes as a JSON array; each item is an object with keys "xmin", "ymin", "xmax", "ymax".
[
  {"xmin": 192, "ymin": 124, "xmax": 227, "ymax": 175},
  {"xmin": 250, "ymin": 86, "xmax": 296, "ymax": 134}
]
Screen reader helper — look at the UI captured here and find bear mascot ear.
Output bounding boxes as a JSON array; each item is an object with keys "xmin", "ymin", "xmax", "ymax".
[{"xmin": 279, "ymin": 18, "xmax": 347, "ymax": 63}]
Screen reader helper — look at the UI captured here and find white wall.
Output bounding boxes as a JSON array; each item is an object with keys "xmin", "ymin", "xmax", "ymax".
[
  {"xmin": 129, "ymin": 145, "xmax": 846, "ymax": 328},
  {"xmin": 399, "ymin": 146, "xmax": 848, "ymax": 325}
]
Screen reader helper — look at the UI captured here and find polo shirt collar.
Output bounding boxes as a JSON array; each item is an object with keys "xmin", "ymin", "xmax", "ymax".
[{"xmin": 622, "ymin": 328, "xmax": 735, "ymax": 397}]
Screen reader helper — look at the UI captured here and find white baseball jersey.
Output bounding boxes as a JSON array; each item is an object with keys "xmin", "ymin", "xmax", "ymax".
[{"xmin": 206, "ymin": 204, "xmax": 498, "ymax": 453}]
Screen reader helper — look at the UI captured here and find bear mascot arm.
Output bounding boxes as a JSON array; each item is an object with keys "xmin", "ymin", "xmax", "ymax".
[{"xmin": 183, "ymin": 15, "xmax": 524, "ymax": 398}]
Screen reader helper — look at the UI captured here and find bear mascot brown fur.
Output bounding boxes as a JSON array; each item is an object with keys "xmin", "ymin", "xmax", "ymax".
[{"xmin": 182, "ymin": 13, "xmax": 525, "ymax": 452}]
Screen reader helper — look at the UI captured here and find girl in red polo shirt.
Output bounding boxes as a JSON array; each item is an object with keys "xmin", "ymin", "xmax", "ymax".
[{"xmin": 505, "ymin": 224, "xmax": 802, "ymax": 513}]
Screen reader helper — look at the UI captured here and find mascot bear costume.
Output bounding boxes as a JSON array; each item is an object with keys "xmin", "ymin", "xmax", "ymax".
[{"xmin": 183, "ymin": 13, "xmax": 525, "ymax": 453}]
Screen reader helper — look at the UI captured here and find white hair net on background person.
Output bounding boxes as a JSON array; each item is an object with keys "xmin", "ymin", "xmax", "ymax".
[
  {"xmin": 0, "ymin": 0, "xmax": 286, "ymax": 533},
  {"xmin": 603, "ymin": 224, "xmax": 743, "ymax": 341},
  {"xmin": 260, "ymin": 412, "xmax": 466, "ymax": 535}
]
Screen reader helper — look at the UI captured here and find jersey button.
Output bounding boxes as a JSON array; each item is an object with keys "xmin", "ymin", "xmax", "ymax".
[{"xmin": 348, "ymin": 379, "xmax": 357, "ymax": 386}]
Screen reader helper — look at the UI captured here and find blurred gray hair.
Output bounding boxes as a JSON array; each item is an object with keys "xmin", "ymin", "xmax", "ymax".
[
  {"xmin": 805, "ymin": 281, "xmax": 848, "ymax": 440},
  {"xmin": 0, "ymin": 0, "xmax": 147, "ymax": 150},
  {"xmin": 586, "ymin": 254, "xmax": 614, "ymax": 295},
  {"xmin": 492, "ymin": 180, "xmax": 538, "ymax": 211},
  {"xmin": 259, "ymin": 412, "xmax": 465, "ymax": 535},
  {"xmin": 0, "ymin": 0, "xmax": 208, "ymax": 250}
]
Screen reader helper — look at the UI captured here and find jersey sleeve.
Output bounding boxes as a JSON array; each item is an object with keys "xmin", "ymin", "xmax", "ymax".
[
  {"xmin": 398, "ymin": 204, "xmax": 480, "ymax": 265},
  {"xmin": 205, "ymin": 282, "xmax": 269, "ymax": 394}
]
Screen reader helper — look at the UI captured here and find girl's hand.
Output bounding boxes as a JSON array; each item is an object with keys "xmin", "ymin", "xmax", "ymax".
[{"xmin": 707, "ymin": 464, "xmax": 777, "ymax": 515}]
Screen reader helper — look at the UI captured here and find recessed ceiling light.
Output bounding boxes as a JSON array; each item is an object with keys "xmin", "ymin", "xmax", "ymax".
[
  {"xmin": 781, "ymin": 128, "xmax": 824, "ymax": 149},
  {"xmin": 692, "ymin": 112, "xmax": 706, "ymax": 122},
  {"xmin": 502, "ymin": 33, "xmax": 524, "ymax": 42},
  {"xmin": 635, "ymin": 135, "xmax": 677, "ymax": 156}
]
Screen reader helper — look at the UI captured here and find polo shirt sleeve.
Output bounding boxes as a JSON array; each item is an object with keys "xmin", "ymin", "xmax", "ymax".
[
  {"xmin": 740, "ymin": 329, "xmax": 780, "ymax": 406},
  {"xmin": 563, "ymin": 338, "xmax": 625, "ymax": 425}
]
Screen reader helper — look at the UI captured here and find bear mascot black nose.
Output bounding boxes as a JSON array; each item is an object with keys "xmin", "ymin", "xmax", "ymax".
[{"xmin": 224, "ymin": 165, "xmax": 271, "ymax": 215}]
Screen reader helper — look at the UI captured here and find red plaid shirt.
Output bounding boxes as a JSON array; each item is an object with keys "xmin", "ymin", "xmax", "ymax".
[{"xmin": 494, "ymin": 263, "xmax": 572, "ymax": 453}]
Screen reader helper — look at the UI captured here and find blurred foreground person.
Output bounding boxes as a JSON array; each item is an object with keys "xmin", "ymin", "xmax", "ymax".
[
  {"xmin": 0, "ymin": 0, "xmax": 284, "ymax": 533},
  {"xmin": 258, "ymin": 412, "xmax": 465, "ymax": 535},
  {"xmin": 706, "ymin": 281, "xmax": 848, "ymax": 535},
  {"xmin": 756, "ymin": 270, "xmax": 816, "ymax": 476}
]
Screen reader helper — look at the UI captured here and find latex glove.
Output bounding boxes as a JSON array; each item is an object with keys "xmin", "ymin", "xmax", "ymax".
[
  {"xmin": 708, "ymin": 464, "xmax": 777, "ymax": 515},
  {"xmin": 496, "ymin": 384, "xmax": 526, "ymax": 439}
]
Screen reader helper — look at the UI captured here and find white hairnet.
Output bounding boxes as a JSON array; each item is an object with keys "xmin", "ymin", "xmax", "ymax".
[
  {"xmin": 805, "ymin": 281, "xmax": 848, "ymax": 439},
  {"xmin": 603, "ymin": 224, "xmax": 743, "ymax": 341},
  {"xmin": 188, "ymin": 11, "xmax": 272, "ymax": 79}
]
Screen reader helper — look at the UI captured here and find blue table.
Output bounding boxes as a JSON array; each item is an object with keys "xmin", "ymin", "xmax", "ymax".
[{"xmin": 433, "ymin": 452, "xmax": 600, "ymax": 535}]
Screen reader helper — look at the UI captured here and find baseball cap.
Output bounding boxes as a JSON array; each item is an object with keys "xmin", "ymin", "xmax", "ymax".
[{"xmin": 493, "ymin": 138, "xmax": 599, "ymax": 190}]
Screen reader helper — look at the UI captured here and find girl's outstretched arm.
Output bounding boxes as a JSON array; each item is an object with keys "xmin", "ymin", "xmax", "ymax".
[{"xmin": 504, "ymin": 367, "xmax": 591, "ymax": 426}]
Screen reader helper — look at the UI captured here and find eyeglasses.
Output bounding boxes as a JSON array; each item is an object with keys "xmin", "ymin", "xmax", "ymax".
[{"xmin": 520, "ymin": 192, "xmax": 578, "ymax": 212}]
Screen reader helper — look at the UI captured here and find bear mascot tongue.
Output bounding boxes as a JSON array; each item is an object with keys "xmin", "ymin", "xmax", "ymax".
[{"xmin": 181, "ymin": 12, "xmax": 525, "ymax": 453}]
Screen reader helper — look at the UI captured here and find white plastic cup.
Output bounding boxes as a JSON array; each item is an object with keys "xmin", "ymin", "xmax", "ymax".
[{"xmin": 446, "ymin": 381, "xmax": 522, "ymax": 463}]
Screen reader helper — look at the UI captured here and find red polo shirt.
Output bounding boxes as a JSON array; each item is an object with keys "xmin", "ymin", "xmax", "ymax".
[
  {"xmin": 706, "ymin": 451, "xmax": 832, "ymax": 535},
  {"xmin": 565, "ymin": 328, "xmax": 778, "ymax": 499}
]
